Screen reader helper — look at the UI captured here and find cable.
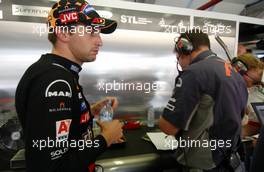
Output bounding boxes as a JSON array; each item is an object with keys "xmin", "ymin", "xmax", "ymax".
[
  {"xmin": 245, "ymin": 0, "xmax": 264, "ymax": 8},
  {"xmin": 215, "ymin": 35, "xmax": 232, "ymax": 63}
]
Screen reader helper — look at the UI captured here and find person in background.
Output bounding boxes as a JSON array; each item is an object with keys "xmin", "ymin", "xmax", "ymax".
[
  {"xmin": 15, "ymin": 1, "xmax": 123, "ymax": 172},
  {"xmin": 232, "ymin": 53, "xmax": 264, "ymax": 137},
  {"xmin": 237, "ymin": 44, "xmax": 247, "ymax": 56},
  {"xmin": 230, "ymin": 53, "xmax": 264, "ymax": 171},
  {"xmin": 159, "ymin": 29, "xmax": 248, "ymax": 172}
]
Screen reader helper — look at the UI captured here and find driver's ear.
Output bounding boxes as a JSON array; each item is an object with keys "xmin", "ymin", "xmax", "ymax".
[{"xmin": 55, "ymin": 27, "xmax": 71, "ymax": 43}]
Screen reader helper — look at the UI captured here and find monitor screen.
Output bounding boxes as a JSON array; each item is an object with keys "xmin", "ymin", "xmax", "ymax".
[{"xmin": 251, "ymin": 102, "xmax": 264, "ymax": 125}]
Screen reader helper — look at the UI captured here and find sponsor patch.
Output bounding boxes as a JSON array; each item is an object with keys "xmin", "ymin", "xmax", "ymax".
[
  {"xmin": 56, "ymin": 119, "xmax": 72, "ymax": 141},
  {"xmin": 80, "ymin": 111, "xmax": 90, "ymax": 124},
  {"xmin": 82, "ymin": 127, "xmax": 93, "ymax": 141},
  {"xmin": 92, "ymin": 18, "xmax": 105, "ymax": 25},
  {"xmin": 78, "ymin": 92, "xmax": 83, "ymax": 99},
  {"xmin": 59, "ymin": 11, "xmax": 78, "ymax": 24},
  {"xmin": 82, "ymin": 4, "xmax": 95, "ymax": 15},
  {"xmin": 80, "ymin": 102, "xmax": 87, "ymax": 111},
  {"xmin": 45, "ymin": 80, "xmax": 72, "ymax": 98},
  {"xmin": 50, "ymin": 148, "xmax": 69, "ymax": 160},
  {"xmin": 165, "ymin": 98, "xmax": 176, "ymax": 111},
  {"xmin": 49, "ymin": 102, "xmax": 71, "ymax": 112},
  {"xmin": 70, "ymin": 65, "xmax": 80, "ymax": 73}
]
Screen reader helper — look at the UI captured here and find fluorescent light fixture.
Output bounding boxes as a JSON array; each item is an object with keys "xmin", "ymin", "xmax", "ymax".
[{"xmin": 257, "ymin": 54, "xmax": 264, "ymax": 59}]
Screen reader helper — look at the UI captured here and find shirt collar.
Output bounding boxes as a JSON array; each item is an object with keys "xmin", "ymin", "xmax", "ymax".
[
  {"xmin": 43, "ymin": 53, "xmax": 82, "ymax": 76},
  {"xmin": 191, "ymin": 50, "xmax": 216, "ymax": 65}
]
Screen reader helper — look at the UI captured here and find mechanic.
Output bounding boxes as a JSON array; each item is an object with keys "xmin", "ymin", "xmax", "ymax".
[{"xmin": 159, "ymin": 29, "xmax": 248, "ymax": 171}]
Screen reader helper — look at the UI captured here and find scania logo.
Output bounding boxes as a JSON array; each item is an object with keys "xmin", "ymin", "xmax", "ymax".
[{"xmin": 45, "ymin": 80, "xmax": 72, "ymax": 98}]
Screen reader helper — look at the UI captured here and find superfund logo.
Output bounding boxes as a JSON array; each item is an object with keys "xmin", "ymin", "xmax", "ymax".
[
  {"xmin": 59, "ymin": 12, "xmax": 78, "ymax": 24},
  {"xmin": 56, "ymin": 119, "xmax": 72, "ymax": 141},
  {"xmin": 45, "ymin": 80, "xmax": 72, "ymax": 98}
]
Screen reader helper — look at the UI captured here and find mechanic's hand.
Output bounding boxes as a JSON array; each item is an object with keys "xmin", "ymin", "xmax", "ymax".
[
  {"xmin": 91, "ymin": 97, "xmax": 119, "ymax": 116},
  {"xmin": 97, "ymin": 120, "xmax": 123, "ymax": 147}
]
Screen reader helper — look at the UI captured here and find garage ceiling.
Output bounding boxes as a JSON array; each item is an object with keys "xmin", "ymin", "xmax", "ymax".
[{"xmin": 121, "ymin": 0, "xmax": 264, "ymax": 18}]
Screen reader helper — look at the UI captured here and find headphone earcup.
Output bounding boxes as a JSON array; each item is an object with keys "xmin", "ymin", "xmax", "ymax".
[
  {"xmin": 231, "ymin": 58, "xmax": 248, "ymax": 75},
  {"xmin": 176, "ymin": 38, "xmax": 193, "ymax": 55}
]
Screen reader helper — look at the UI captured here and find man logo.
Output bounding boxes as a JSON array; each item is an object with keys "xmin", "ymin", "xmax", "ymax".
[
  {"xmin": 47, "ymin": 91, "xmax": 71, "ymax": 97},
  {"xmin": 46, "ymin": 91, "xmax": 71, "ymax": 97},
  {"xmin": 45, "ymin": 80, "xmax": 72, "ymax": 98}
]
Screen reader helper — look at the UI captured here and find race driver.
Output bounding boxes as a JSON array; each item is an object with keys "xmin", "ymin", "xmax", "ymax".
[{"xmin": 15, "ymin": 0, "xmax": 123, "ymax": 172}]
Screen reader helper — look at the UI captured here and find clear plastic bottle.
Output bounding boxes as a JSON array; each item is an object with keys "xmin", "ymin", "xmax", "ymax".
[
  {"xmin": 147, "ymin": 106, "xmax": 155, "ymax": 127},
  {"xmin": 99, "ymin": 100, "xmax": 113, "ymax": 122},
  {"xmin": 92, "ymin": 117, "xmax": 100, "ymax": 137}
]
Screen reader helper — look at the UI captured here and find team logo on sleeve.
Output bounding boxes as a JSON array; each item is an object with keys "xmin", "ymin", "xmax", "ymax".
[
  {"xmin": 56, "ymin": 119, "xmax": 72, "ymax": 141},
  {"xmin": 80, "ymin": 111, "xmax": 90, "ymax": 124},
  {"xmin": 80, "ymin": 102, "xmax": 87, "ymax": 112},
  {"xmin": 45, "ymin": 80, "xmax": 72, "ymax": 98}
]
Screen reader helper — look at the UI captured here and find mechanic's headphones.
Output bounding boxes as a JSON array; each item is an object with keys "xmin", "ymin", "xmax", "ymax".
[
  {"xmin": 231, "ymin": 57, "xmax": 248, "ymax": 75},
  {"xmin": 175, "ymin": 33, "xmax": 194, "ymax": 55}
]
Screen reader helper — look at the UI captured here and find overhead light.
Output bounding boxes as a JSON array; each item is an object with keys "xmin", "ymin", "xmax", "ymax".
[{"xmin": 257, "ymin": 54, "xmax": 264, "ymax": 58}]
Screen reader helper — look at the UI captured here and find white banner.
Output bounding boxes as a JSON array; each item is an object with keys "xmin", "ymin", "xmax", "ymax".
[{"xmin": 12, "ymin": 4, "xmax": 50, "ymax": 18}]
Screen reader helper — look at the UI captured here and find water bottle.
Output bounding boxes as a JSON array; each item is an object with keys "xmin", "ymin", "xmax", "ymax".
[
  {"xmin": 99, "ymin": 100, "xmax": 113, "ymax": 122},
  {"xmin": 93, "ymin": 117, "xmax": 100, "ymax": 137},
  {"xmin": 147, "ymin": 106, "xmax": 155, "ymax": 127}
]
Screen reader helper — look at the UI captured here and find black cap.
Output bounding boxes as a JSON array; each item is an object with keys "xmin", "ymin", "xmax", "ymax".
[{"xmin": 48, "ymin": 0, "xmax": 117, "ymax": 34}]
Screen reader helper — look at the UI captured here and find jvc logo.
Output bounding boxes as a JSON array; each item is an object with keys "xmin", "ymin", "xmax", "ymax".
[
  {"xmin": 45, "ymin": 80, "xmax": 72, "ymax": 98},
  {"xmin": 59, "ymin": 12, "xmax": 78, "ymax": 24}
]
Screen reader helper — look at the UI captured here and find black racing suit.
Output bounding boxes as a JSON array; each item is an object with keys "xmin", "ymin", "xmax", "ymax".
[{"xmin": 15, "ymin": 54, "xmax": 107, "ymax": 172}]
